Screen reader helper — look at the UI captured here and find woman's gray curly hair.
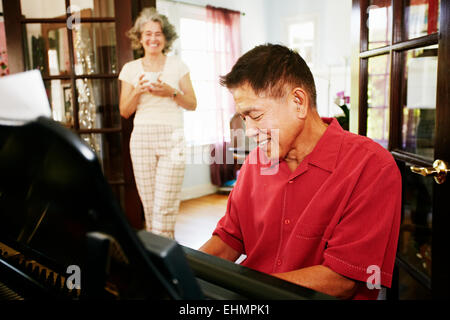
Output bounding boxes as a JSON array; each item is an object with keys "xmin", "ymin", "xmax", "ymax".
[{"xmin": 127, "ymin": 8, "xmax": 178, "ymax": 54}]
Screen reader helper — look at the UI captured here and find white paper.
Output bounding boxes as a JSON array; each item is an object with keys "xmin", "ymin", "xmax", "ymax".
[{"xmin": 0, "ymin": 70, "xmax": 51, "ymax": 125}]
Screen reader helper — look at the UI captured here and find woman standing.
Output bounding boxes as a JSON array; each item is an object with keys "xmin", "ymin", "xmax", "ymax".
[{"xmin": 119, "ymin": 8, "xmax": 197, "ymax": 239}]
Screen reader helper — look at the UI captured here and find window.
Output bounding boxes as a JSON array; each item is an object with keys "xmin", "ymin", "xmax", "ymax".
[
  {"xmin": 287, "ymin": 20, "xmax": 316, "ymax": 68},
  {"xmin": 157, "ymin": 0, "xmax": 239, "ymax": 146},
  {"xmin": 180, "ymin": 16, "xmax": 229, "ymax": 146}
]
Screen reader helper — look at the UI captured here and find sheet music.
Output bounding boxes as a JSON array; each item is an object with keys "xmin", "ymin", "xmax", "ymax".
[{"xmin": 0, "ymin": 70, "xmax": 51, "ymax": 125}]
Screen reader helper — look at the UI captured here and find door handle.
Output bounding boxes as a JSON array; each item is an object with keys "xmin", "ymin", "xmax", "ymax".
[{"xmin": 410, "ymin": 159, "xmax": 449, "ymax": 184}]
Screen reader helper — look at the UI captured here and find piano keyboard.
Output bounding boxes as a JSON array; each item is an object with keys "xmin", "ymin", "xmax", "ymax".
[{"xmin": 0, "ymin": 241, "xmax": 80, "ymax": 299}]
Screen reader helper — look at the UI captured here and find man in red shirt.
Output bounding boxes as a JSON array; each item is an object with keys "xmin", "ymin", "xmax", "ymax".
[{"xmin": 199, "ymin": 44, "xmax": 401, "ymax": 300}]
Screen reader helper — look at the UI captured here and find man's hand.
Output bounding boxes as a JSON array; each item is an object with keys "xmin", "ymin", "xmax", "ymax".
[
  {"xmin": 273, "ymin": 265, "xmax": 358, "ymax": 299},
  {"xmin": 199, "ymin": 235, "xmax": 241, "ymax": 262}
]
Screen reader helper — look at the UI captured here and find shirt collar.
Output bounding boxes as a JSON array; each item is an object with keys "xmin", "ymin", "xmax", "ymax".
[
  {"xmin": 258, "ymin": 117, "xmax": 345, "ymax": 177},
  {"xmin": 306, "ymin": 117, "xmax": 344, "ymax": 173}
]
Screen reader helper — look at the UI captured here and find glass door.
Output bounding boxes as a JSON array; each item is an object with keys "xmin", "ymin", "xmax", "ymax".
[
  {"xmin": 352, "ymin": 0, "xmax": 449, "ymax": 299},
  {"xmin": 2, "ymin": 0, "xmax": 146, "ymax": 229}
]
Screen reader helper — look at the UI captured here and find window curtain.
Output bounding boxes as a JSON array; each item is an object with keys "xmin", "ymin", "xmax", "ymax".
[{"xmin": 206, "ymin": 5, "xmax": 241, "ymax": 187}]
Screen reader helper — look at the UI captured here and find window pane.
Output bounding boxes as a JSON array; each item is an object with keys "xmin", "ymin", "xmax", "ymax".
[
  {"xmin": 398, "ymin": 163, "xmax": 433, "ymax": 281},
  {"xmin": 181, "ymin": 50, "xmax": 214, "ymax": 81},
  {"xmin": 70, "ymin": 0, "xmax": 115, "ymax": 18},
  {"xmin": 77, "ymin": 78, "xmax": 120, "ymax": 129},
  {"xmin": 367, "ymin": 0, "xmax": 392, "ymax": 50},
  {"xmin": 73, "ymin": 23, "xmax": 117, "ymax": 75},
  {"xmin": 288, "ymin": 21, "xmax": 315, "ymax": 66},
  {"xmin": 180, "ymin": 18, "xmax": 207, "ymax": 51},
  {"xmin": 367, "ymin": 54, "xmax": 390, "ymax": 148},
  {"xmin": 44, "ymin": 79, "xmax": 74, "ymax": 127},
  {"xmin": 23, "ymin": 24, "xmax": 71, "ymax": 76},
  {"xmin": 404, "ymin": 0, "xmax": 440, "ymax": 40},
  {"xmin": 401, "ymin": 45, "xmax": 437, "ymax": 159},
  {"xmin": 21, "ymin": 0, "xmax": 67, "ymax": 19},
  {"xmin": 184, "ymin": 81, "xmax": 218, "ymax": 145}
]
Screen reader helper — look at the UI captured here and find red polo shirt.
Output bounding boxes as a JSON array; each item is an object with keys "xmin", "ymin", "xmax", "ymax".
[{"xmin": 213, "ymin": 118, "xmax": 402, "ymax": 300}]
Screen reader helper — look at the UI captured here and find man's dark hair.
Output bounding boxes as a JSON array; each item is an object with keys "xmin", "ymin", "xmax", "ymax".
[{"xmin": 220, "ymin": 44, "xmax": 317, "ymax": 108}]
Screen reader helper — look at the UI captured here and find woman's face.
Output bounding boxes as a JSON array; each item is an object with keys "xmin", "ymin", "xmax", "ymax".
[{"xmin": 140, "ymin": 20, "xmax": 166, "ymax": 54}]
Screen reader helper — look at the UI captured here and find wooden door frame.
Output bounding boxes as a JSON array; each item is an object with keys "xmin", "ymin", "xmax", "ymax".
[
  {"xmin": 351, "ymin": 0, "xmax": 450, "ymax": 299},
  {"xmin": 431, "ymin": 0, "xmax": 450, "ymax": 299}
]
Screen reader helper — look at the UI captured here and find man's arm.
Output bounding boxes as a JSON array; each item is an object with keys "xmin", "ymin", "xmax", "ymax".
[
  {"xmin": 273, "ymin": 265, "xmax": 358, "ymax": 299},
  {"xmin": 199, "ymin": 235, "xmax": 241, "ymax": 262},
  {"xmin": 200, "ymin": 236, "xmax": 357, "ymax": 299}
]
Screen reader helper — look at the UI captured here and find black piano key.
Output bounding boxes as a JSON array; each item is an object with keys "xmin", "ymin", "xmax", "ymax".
[
  {"xmin": 46, "ymin": 271, "xmax": 55, "ymax": 286},
  {"xmin": 18, "ymin": 258, "xmax": 26, "ymax": 269},
  {"xmin": 38, "ymin": 268, "xmax": 47, "ymax": 282},
  {"xmin": 70, "ymin": 288, "xmax": 80, "ymax": 299},
  {"xmin": 26, "ymin": 262, "xmax": 34, "ymax": 274},
  {"xmin": 56, "ymin": 274, "xmax": 63, "ymax": 290},
  {"xmin": 32, "ymin": 265, "xmax": 41, "ymax": 278}
]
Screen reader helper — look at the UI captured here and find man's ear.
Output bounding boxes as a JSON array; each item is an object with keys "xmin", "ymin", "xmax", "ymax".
[{"xmin": 292, "ymin": 88, "xmax": 308, "ymax": 120}]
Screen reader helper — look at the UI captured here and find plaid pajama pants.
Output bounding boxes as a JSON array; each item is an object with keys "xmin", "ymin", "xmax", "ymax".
[{"xmin": 130, "ymin": 124, "xmax": 186, "ymax": 239}]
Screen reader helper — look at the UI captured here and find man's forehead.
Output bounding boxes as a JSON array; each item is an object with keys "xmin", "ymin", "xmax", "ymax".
[
  {"xmin": 231, "ymin": 84, "xmax": 287, "ymax": 115},
  {"xmin": 232, "ymin": 89, "xmax": 262, "ymax": 114}
]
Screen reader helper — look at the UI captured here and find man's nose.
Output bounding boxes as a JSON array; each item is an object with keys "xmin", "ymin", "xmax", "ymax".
[{"xmin": 245, "ymin": 123, "xmax": 258, "ymax": 138}]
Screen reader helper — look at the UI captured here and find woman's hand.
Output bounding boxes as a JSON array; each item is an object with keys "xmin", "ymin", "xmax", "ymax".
[
  {"xmin": 149, "ymin": 78, "xmax": 175, "ymax": 98},
  {"xmin": 132, "ymin": 74, "xmax": 152, "ymax": 97},
  {"xmin": 119, "ymin": 75, "xmax": 152, "ymax": 119}
]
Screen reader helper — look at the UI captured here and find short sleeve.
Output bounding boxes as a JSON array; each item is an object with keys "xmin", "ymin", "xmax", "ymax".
[
  {"xmin": 322, "ymin": 161, "xmax": 402, "ymax": 288},
  {"xmin": 118, "ymin": 61, "xmax": 137, "ymax": 86},
  {"xmin": 212, "ymin": 160, "xmax": 250, "ymax": 254},
  {"xmin": 213, "ymin": 188, "xmax": 245, "ymax": 254},
  {"xmin": 177, "ymin": 57, "xmax": 190, "ymax": 79}
]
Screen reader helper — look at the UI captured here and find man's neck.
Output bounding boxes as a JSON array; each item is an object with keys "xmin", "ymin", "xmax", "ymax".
[{"xmin": 284, "ymin": 114, "xmax": 328, "ymax": 172}]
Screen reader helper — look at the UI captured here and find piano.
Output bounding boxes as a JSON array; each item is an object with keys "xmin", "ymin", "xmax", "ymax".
[{"xmin": 0, "ymin": 116, "xmax": 333, "ymax": 300}]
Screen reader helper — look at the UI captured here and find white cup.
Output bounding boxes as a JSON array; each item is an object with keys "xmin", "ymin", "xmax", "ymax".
[{"xmin": 142, "ymin": 72, "xmax": 160, "ymax": 84}]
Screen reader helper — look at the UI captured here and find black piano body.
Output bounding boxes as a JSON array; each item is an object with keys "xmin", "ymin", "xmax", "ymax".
[{"xmin": 0, "ymin": 117, "xmax": 333, "ymax": 300}]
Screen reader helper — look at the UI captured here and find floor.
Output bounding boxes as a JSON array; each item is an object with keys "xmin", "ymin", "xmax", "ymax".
[{"xmin": 174, "ymin": 193, "xmax": 229, "ymax": 250}]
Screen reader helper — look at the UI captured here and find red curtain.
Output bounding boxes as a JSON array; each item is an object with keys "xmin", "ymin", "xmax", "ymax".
[{"xmin": 206, "ymin": 5, "xmax": 241, "ymax": 187}]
